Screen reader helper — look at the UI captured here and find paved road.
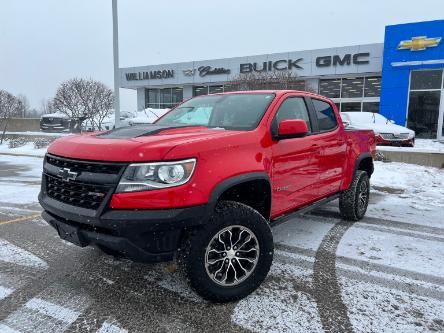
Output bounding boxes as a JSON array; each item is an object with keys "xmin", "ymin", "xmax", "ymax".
[{"xmin": 1, "ymin": 157, "xmax": 444, "ymax": 333}]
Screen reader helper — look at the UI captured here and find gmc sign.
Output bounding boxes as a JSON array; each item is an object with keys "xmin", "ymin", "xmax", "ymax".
[{"xmin": 316, "ymin": 52, "xmax": 370, "ymax": 67}]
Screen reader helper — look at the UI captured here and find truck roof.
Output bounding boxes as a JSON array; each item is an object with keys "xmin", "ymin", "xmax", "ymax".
[{"xmin": 203, "ymin": 90, "xmax": 329, "ymax": 100}]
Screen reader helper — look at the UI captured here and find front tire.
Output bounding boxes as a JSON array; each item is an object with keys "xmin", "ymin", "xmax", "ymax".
[
  {"xmin": 339, "ymin": 170, "xmax": 370, "ymax": 221},
  {"xmin": 181, "ymin": 201, "xmax": 273, "ymax": 303}
]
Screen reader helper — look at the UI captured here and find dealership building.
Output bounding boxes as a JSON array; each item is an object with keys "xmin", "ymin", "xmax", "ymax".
[{"xmin": 120, "ymin": 20, "xmax": 444, "ymax": 140}]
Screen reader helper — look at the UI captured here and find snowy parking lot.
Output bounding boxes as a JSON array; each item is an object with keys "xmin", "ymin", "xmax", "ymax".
[{"xmin": 0, "ymin": 153, "xmax": 444, "ymax": 332}]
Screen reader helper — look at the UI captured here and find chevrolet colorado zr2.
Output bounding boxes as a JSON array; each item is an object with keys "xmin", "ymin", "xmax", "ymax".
[{"xmin": 39, "ymin": 91, "xmax": 376, "ymax": 302}]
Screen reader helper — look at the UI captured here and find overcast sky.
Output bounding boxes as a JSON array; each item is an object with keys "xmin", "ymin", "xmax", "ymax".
[{"xmin": 1, "ymin": 0, "xmax": 443, "ymax": 111}]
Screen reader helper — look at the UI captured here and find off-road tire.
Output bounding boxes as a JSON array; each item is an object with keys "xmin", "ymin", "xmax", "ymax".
[
  {"xmin": 179, "ymin": 201, "xmax": 274, "ymax": 303},
  {"xmin": 339, "ymin": 170, "xmax": 370, "ymax": 221}
]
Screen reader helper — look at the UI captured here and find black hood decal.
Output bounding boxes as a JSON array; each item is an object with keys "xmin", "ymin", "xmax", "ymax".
[{"xmin": 96, "ymin": 124, "xmax": 201, "ymax": 139}]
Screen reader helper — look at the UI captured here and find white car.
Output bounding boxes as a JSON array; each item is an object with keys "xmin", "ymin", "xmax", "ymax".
[{"xmin": 341, "ymin": 112, "xmax": 415, "ymax": 147}]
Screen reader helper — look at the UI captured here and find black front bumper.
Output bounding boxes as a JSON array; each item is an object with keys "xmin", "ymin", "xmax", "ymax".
[{"xmin": 39, "ymin": 193, "xmax": 209, "ymax": 263}]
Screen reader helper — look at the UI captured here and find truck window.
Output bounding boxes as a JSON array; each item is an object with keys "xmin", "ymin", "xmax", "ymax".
[
  {"xmin": 312, "ymin": 99, "xmax": 337, "ymax": 132},
  {"xmin": 156, "ymin": 93, "xmax": 275, "ymax": 130},
  {"xmin": 174, "ymin": 106, "xmax": 212, "ymax": 125},
  {"xmin": 275, "ymin": 97, "xmax": 312, "ymax": 132}
]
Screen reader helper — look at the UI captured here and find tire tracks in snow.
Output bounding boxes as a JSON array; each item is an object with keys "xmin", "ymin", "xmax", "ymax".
[{"xmin": 311, "ymin": 220, "xmax": 355, "ymax": 333}]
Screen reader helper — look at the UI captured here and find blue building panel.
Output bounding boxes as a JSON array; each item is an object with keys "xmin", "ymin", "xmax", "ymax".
[{"xmin": 380, "ymin": 20, "xmax": 444, "ymax": 126}]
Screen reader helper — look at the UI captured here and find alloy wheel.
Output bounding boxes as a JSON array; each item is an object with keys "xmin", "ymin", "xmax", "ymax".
[{"xmin": 205, "ymin": 225, "xmax": 260, "ymax": 286}]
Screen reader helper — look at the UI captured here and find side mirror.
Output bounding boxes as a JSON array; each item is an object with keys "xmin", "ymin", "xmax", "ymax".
[{"xmin": 277, "ymin": 119, "xmax": 309, "ymax": 139}]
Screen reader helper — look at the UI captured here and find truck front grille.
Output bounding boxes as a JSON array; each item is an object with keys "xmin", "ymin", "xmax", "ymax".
[
  {"xmin": 46, "ymin": 155, "xmax": 123, "ymax": 175},
  {"xmin": 46, "ymin": 174, "xmax": 110, "ymax": 210}
]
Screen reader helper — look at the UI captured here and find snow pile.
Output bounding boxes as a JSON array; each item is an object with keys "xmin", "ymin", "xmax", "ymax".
[
  {"xmin": 129, "ymin": 108, "xmax": 170, "ymax": 125},
  {"xmin": 0, "ymin": 155, "xmax": 43, "ymax": 204},
  {"xmin": 372, "ymin": 161, "xmax": 444, "ymax": 208},
  {"xmin": 5, "ymin": 131, "xmax": 68, "ymax": 137},
  {"xmin": 0, "ymin": 142, "xmax": 47, "ymax": 157},
  {"xmin": 367, "ymin": 161, "xmax": 444, "ymax": 226}
]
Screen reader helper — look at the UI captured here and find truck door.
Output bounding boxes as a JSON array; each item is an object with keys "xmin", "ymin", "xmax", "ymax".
[
  {"xmin": 271, "ymin": 96, "xmax": 321, "ymax": 216},
  {"xmin": 309, "ymin": 98, "xmax": 347, "ymax": 197}
]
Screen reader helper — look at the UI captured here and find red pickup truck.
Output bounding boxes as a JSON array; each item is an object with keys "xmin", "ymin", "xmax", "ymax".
[{"xmin": 39, "ymin": 90, "xmax": 375, "ymax": 302}]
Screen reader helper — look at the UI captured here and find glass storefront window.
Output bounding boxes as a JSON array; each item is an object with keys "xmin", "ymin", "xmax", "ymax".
[
  {"xmin": 407, "ymin": 91, "xmax": 440, "ymax": 139},
  {"xmin": 145, "ymin": 87, "xmax": 183, "ymax": 109},
  {"xmin": 410, "ymin": 70, "xmax": 443, "ymax": 90},
  {"xmin": 193, "ymin": 86, "xmax": 208, "ymax": 97},
  {"xmin": 319, "ymin": 79, "xmax": 341, "ymax": 98},
  {"xmin": 364, "ymin": 77, "xmax": 381, "ymax": 97},
  {"xmin": 341, "ymin": 102, "xmax": 361, "ymax": 112},
  {"xmin": 223, "ymin": 84, "xmax": 234, "ymax": 92},
  {"xmin": 146, "ymin": 88, "xmax": 159, "ymax": 108},
  {"xmin": 209, "ymin": 85, "xmax": 224, "ymax": 94},
  {"xmin": 172, "ymin": 88, "xmax": 183, "ymax": 104},
  {"xmin": 341, "ymin": 77, "xmax": 364, "ymax": 98},
  {"xmin": 362, "ymin": 102, "xmax": 380, "ymax": 113},
  {"xmin": 160, "ymin": 88, "xmax": 172, "ymax": 106}
]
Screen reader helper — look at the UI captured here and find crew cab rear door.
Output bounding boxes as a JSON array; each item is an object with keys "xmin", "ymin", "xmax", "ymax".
[
  {"xmin": 307, "ymin": 97, "xmax": 348, "ymax": 197},
  {"xmin": 270, "ymin": 95, "xmax": 321, "ymax": 216}
]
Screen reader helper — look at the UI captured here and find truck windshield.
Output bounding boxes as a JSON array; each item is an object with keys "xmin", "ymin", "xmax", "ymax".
[{"xmin": 155, "ymin": 93, "xmax": 275, "ymax": 130}]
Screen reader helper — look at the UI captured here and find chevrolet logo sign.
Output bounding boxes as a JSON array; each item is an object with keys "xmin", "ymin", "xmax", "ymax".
[
  {"xmin": 397, "ymin": 36, "xmax": 441, "ymax": 51},
  {"xmin": 58, "ymin": 168, "xmax": 78, "ymax": 182}
]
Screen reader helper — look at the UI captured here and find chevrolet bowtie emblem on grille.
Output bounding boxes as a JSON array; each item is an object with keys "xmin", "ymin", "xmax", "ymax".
[
  {"xmin": 58, "ymin": 168, "xmax": 78, "ymax": 182},
  {"xmin": 182, "ymin": 69, "xmax": 195, "ymax": 76},
  {"xmin": 397, "ymin": 36, "xmax": 441, "ymax": 51}
]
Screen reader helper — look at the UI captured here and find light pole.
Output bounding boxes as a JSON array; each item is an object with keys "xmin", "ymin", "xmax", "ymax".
[{"xmin": 112, "ymin": 0, "xmax": 121, "ymax": 128}]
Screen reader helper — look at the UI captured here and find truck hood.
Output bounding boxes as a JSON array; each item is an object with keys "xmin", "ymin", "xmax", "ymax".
[{"xmin": 47, "ymin": 125, "xmax": 242, "ymax": 162}]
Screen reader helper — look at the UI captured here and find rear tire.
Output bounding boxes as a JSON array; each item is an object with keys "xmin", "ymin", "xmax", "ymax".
[
  {"xmin": 180, "ymin": 201, "xmax": 273, "ymax": 303},
  {"xmin": 339, "ymin": 170, "xmax": 370, "ymax": 221}
]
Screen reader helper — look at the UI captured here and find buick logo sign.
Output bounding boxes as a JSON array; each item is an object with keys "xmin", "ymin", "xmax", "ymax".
[
  {"xmin": 182, "ymin": 69, "xmax": 195, "ymax": 76},
  {"xmin": 58, "ymin": 168, "xmax": 78, "ymax": 182}
]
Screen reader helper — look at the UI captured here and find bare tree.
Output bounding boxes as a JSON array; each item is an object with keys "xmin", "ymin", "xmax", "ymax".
[
  {"xmin": 53, "ymin": 78, "xmax": 114, "ymax": 130},
  {"xmin": 39, "ymin": 98, "xmax": 55, "ymax": 115},
  {"xmin": 226, "ymin": 71, "xmax": 306, "ymax": 91},
  {"xmin": 0, "ymin": 90, "xmax": 23, "ymax": 143},
  {"xmin": 17, "ymin": 94, "xmax": 30, "ymax": 118}
]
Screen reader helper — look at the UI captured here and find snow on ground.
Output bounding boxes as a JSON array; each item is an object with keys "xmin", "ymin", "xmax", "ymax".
[
  {"xmin": 367, "ymin": 161, "xmax": 444, "ymax": 226},
  {"xmin": 1, "ymin": 153, "xmax": 443, "ymax": 332},
  {"xmin": 233, "ymin": 288, "xmax": 323, "ymax": 333},
  {"xmin": 0, "ymin": 154, "xmax": 42, "ymax": 203},
  {"xmin": 0, "ymin": 239, "xmax": 48, "ymax": 269},
  {"xmin": 340, "ymin": 278, "xmax": 444, "ymax": 332},
  {"xmin": 0, "ymin": 142, "xmax": 47, "ymax": 157},
  {"xmin": 5, "ymin": 131, "xmax": 69, "ymax": 137},
  {"xmin": 338, "ymin": 226, "xmax": 444, "ymax": 277},
  {"xmin": 378, "ymin": 138, "xmax": 444, "ymax": 153}
]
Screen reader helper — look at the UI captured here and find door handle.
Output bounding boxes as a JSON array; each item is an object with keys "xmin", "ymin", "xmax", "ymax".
[{"xmin": 310, "ymin": 144, "xmax": 320, "ymax": 154}]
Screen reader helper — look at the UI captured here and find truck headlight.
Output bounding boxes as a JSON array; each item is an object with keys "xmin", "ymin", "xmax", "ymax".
[{"xmin": 116, "ymin": 158, "xmax": 196, "ymax": 193}]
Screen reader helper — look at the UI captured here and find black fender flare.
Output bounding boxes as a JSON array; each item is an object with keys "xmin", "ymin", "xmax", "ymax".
[
  {"xmin": 353, "ymin": 152, "xmax": 374, "ymax": 176},
  {"xmin": 206, "ymin": 172, "xmax": 272, "ymax": 218}
]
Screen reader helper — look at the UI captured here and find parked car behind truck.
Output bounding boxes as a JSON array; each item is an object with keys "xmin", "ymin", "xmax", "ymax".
[
  {"xmin": 341, "ymin": 111, "xmax": 415, "ymax": 147},
  {"xmin": 39, "ymin": 90, "xmax": 376, "ymax": 302},
  {"xmin": 40, "ymin": 113, "xmax": 70, "ymax": 132}
]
